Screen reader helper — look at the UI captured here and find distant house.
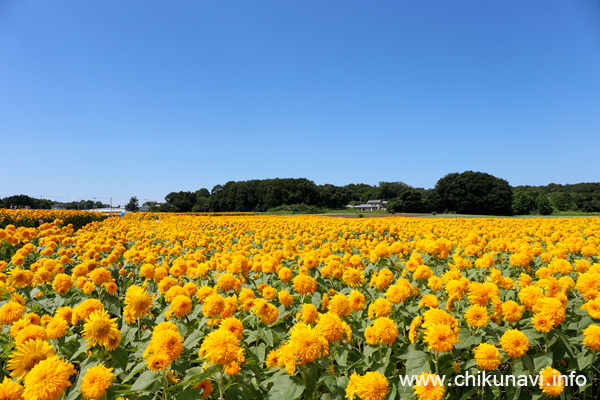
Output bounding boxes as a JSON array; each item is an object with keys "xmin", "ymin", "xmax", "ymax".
[
  {"xmin": 52, "ymin": 204, "xmax": 67, "ymax": 210},
  {"xmin": 366, "ymin": 200, "xmax": 388, "ymax": 210},
  {"xmin": 346, "ymin": 199, "xmax": 388, "ymax": 211}
]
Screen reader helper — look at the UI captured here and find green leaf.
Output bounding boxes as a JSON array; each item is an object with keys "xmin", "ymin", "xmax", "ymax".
[
  {"xmin": 184, "ymin": 329, "xmax": 205, "ymax": 348},
  {"xmin": 180, "ymin": 364, "xmax": 221, "ymax": 387},
  {"xmin": 553, "ymin": 329, "xmax": 575, "ymax": 358},
  {"xmin": 122, "ymin": 361, "xmax": 147, "ymax": 384},
  {"xmin": 304, "ymin": 364, "xmax": 319, "ymax": 398},
  {"xmin": 455, "ymin": 328, "xmax": 482, "ymax": 350},
  {"xmin": 404, "ymin": 348, "xmax": 430, "ymax": 376},
  {"xmin": 521, "ymin": 355, "xmax": 535, "ymax": 374},
  {"xmin": 505, "ymin": 385, "xmax": 522, "ymax": 400},
  {"xmin": 130, "ymin": 370, "xmax": 160, "ymax": 392},
  {"xmin": 533, "ymin": 352, "xmax": 553, "ymax": 372},
  {"xmin": 459, "ymin": 386, "xmax": 479, "ymax": 400},
  {"xmin": 263, "ymin": 328, "xmax": 274, "ymax": 347},
  {"xmin": 110, "ymin": 346, "xmax": 128, "ymax": 372},
  {"xmin": 102, "ymin": 295, "xmax": 122, "ymax": 316},
  {"xmin": 257, "ymin": 342, "xmax": 266, "ymax": 365},
  {"xmin": 189, "ymin": 304, "xmax": 203, "ymax": 320},
  {"xmin": 387, "ymin": 383, "xmax": 397, "ymax": 400},
  {"xmin": 311, "ymin": 292, "xmax": 322, "ymax": 308},
  {"xmin": 265, "ymin": 374, "xmax": 304, "ymax": 400},
  {"xmin": 335, "ymin": 348, "xmax": 348, "ymax": 367},
  {"xmin": 577, "ymin": 351, "xmax": 595, "ymax": 370},
  {"xmin": 121, "ymin": 324, "xmax": 137, "ymax": 346},
  {"xmin": 69, "ymin": 338, "xmax": 89, "ymax": 362}
]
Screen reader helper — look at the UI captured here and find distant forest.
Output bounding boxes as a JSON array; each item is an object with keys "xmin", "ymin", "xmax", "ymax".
[{"xmin": 3, "ymin": 173, "xmax": 600, "ymax": 216}]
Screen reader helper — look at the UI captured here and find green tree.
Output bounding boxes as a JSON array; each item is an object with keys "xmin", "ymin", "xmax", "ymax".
[
  {"xmin": 125, "ymin": 196, "xmax": 139, "ymax": 212},
  {"xmin": 389, "ymin": 189, "xmax": 427, "ymax": 213},
  {"xmin": 0, "ymin": 194, "xmax": 53, "ymax": 209},
  {"xmin": 191, "ymin": 197, "xmax": 210, "ymax": 212},
  {"xmin": 535, "ymin": 193, "xmax": 553, "ymax": 215},
  {"xmin": 433, "ymin": 171, "xmax": 513, "ymax": 215},
  {"xmin": 551, "ymin": 192, "xmax": 576, "ymax": 211},
  {"xmin": 377, "ymin": 181, "xmax": 410, "ymax": 200},
  {"xmin": 512, "ymin": 191, "xmax": 537, "ymax": 215},
  {"xmin": 165, "ymin": 191, "xmax": 195, "ymax": 212}
]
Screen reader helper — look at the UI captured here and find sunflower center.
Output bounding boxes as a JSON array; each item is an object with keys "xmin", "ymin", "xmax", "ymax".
[{"xmin": 90, "ymin": 319, "xmax": 112, "ymax": 337}]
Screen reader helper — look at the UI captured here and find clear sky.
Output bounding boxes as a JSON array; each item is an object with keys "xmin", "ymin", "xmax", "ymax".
[{"xmin": 1, "ymin": 0, "xmax": 599, "ymax": 205}]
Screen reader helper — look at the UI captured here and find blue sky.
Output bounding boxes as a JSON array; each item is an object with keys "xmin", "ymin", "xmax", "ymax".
[{"xmin": 1, "ymin": 0, "xmax": 599, "ymax": 205}]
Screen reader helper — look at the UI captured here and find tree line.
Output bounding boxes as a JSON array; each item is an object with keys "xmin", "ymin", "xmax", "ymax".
[
  {"xmin": 139, "ymin": 179, "xmax": 412, "ymax": 213},
  {"xmin": 4, "ymin": 173, "xmax": 599, "ymax": 216},
  {"xmin": 0, "ymin": 195, "xmax": 108, "ymax": 211},
  {"xmin": 141, "ymin": 173, "xmax": 599, "ymax": 216}
]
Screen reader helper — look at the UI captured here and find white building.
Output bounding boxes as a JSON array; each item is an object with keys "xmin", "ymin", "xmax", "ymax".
[{"xmin": 346, "ymin": 199, "xmax": 388, "ymax": 211}]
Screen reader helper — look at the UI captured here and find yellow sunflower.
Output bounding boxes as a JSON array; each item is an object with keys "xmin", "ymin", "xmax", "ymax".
[
  {"xmin": 82, "ymin": 310, "xmax": 119, "ymax": 348},
  {"xmin": 22, "ymin": 357, "xmax": 76, "ymax": 400},
  {"xmin": 7, "ymin": 339, "xmax": 56, "ymax": 379},
  {"xmin": 80, "ymin": 364, "xmax": 115, "ymax": 400}
]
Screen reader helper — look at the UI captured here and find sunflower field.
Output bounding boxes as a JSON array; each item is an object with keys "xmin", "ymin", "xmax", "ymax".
[{"xmin": 0, "ymin": 211, "xmax": 599, "ymax": 400}]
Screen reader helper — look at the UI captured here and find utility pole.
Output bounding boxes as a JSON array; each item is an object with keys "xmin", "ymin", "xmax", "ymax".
[
  {"xmin": 110, "ymin": 197, "xmax": 113, "ymax": 212},
  {"xmin": 92, "ymin": 197, "xmax": 97, "ymax": 210}
]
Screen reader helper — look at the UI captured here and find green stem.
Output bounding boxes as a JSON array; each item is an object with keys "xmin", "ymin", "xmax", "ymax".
[
  {"xmin": 162, "ymin": 369, "xmax": 168, "ymax": 400},
  {"xmin": 256, "ymin": 322, "xmax": 261, "ymax": 348},
  {"xmin": 219, "ymin": 370, "xmax": 225, "ymax": 400},
  {"xmin": 300, "ymin": 365, "xmax": 308, "ymax": 388}
]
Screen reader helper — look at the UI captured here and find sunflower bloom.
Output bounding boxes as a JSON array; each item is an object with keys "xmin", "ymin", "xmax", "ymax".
[
  {"xmin": 423, "ymin": 323, "xmax": 458, "ymax": 353},
  {"xmin": 0, "ymin": 301, "xmax": 26, "ymax": 325},
  {"xmin": 531, "ymin": 314, "xmax": 554, "ymax": 333},
  {"xmin": 286, "ymin": 322, "xmax": 329, "ymax": 367},
  {"xmin": 464, "ymin": 305, "xmax": 490, "ymax": 328},
  {"xmin": 22, "ymin": 357, "xmax": 76, "ymax": 400},
  {"xmin": 292, "ymin": 274, "xmax": 317, "ymax": 295},
  {"xmin": 315, "ymin": 312, "xmax": 345, "ymax": 342},
  {"xmin": 82, "ymin": 310, "xmax": 119, "ymax": 348},
  {"xmin": 124, "ymin": 285, "xmax": 152, "ymax": 318},
  {"xmin": 199, "ymin": 329, "xmax": 242, "ymax": 366},
  {"xmin": 148, "ymin": 329, "xmax": 184, "ymax": 363},
  {"xmin": 409, "ymin": 316, "xmax": 423, "ymax": 344},
  {"xmin": 370, "ymin": 317, "xmax": 398, "ymax": 347},
  {"xmin": 346, "ymin": 371, "xmax": 389, "ymax": 400},
  {"xmin": 582, "ymin": 324, "xmax": 600, "ymax": 351},
  {"xmin": 14, "ymin": 325, "xmax": 48, "ymax": 347},
  {"xmin": 170, "ymin": 295, "xmax": 192, "ymax": 318},
  {"xmin": 0, "ymin": 376, "xmax": 23, "ymax": 400},
  {"xmin": 80, "ymin": 364, "xmax": 115, "ymax": 400},
  {"xmin": 473, "ymin": 343, "xmax": 501, "ymax": 371},
  {"xmin": 502, "ymin": 300, "xmax": 523, "ymax": 323},
  {"xmin": 7, "ymin": 339, "xmax": 56, "ymax": 379},
  {"xmin": 539, "ymin": 366, "xmax": 565, "ymax": 397},
  {"xmin": 500, "ymin": 329, "xmax": 529, "ymax": 359},
  {"xmin": 413, "ymin": 372, "xmax": 445, "ymax": 400},
  {"xmin": 219, "ymin": 317, "xmax": 244, "ymax": 340}
]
